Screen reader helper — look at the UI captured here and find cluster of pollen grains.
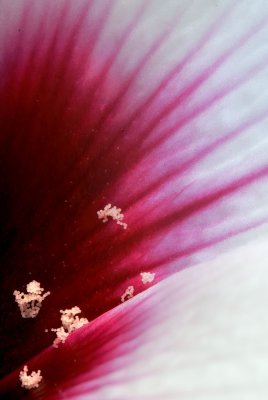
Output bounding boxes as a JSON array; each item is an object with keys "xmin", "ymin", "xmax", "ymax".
[
  {"xmin": 97, "ymin": 204, "xmax": 127, "ymax": 229},
  {"xmin": 19, "ymin": 366, "xmax": 43, "ymax": 390},
  {"xmin": 120, "ymin": 272, "xmax": 155, "ymax": 303},
  {"xmin": 121, "ymin": 286, "xmax": 134, "ymax": 303},
  {"xmin": 13, "ymin": 280, "xmax": 50, "ymax": 318},
  {"xmin": 140, "ymin": 272, "xmax": 155, "ymax": 284},
  {"xmin": 51, "ymin": 306, "xmax": 89, "ymax": 348}
]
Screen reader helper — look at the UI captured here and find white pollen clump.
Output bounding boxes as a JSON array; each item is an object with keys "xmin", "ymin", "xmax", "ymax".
[
  {"xmin": 140, "ymin": 272, "xmax": 155, "ymax": 284},
  {"xmin": 97, "ymin": 203, "xmax": 127, "ymax": 229},
  {"xmin": 121, "ymin": 286, "xmax": 134, "ymax": 303},
  {"xmin": 26, "ymin": 280, "xmax": 43, "ymax": 295},
  {"xmin": 13, "ymin": 280, "xmax": 50, "ymax": 318},
  {"xmin": 19, "ymin": 365, "xmax": 42, "ymax": 390},
  {"xmin": 52, "ymin": 306, "xmax": 88, "ymax": 348}
]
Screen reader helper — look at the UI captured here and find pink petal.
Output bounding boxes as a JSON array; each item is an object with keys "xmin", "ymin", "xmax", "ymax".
[
  {"xmin": 1, "ymin": 235, "xmax": 268, "ymax": 398},
  {"xmin": 0, "ymin": 0, "xmax": 268, "ymax": 396}
]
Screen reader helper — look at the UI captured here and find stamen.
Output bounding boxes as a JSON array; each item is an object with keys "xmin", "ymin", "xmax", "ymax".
[
  {"xmin": 19, "ymin": 365, "xmax": 42, "ymax": 390},
  {"xmin": 13, "ymin": 280, "xmax": 50, "ymax": 318},
  {"xmin": 51, "ymin": 306, "xmax": 88, "ymax": 348},
  {"xmin": 140, "ymin": 272, "xmax": 155, "ymax": 284},
  {"xmin": 97, "ymin": 203, "xmax": 127, "ymax": 229},
  {"xmin": 121, "ymin": 285, "xmax": 134, "ymax": 303}
]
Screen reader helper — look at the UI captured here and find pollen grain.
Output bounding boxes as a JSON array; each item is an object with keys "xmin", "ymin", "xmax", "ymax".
[
  {"xmin": 121, "ymin": 285, "xmax": 134, "ymax": 303},
  {"xmin": 51, "ymin": 306, "xmax": 88, "ymax": 348},
  {"xmin": 19, "ymin": 365, "xmax": 42, "ymax": 390},
  {"xmin": 13, "ymin": 280, "xmax": 50, "ymax": 318},
  {"xmin": 97, "ymin": 203, "xmax": 127, "ymax": 229}
]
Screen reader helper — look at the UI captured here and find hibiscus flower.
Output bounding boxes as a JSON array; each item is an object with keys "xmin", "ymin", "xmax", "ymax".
[{"xmin": 1, "ymin": 0, "xmax": 268, "ymax": 398}]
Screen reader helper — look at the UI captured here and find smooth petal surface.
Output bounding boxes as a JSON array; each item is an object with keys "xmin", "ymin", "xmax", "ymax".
[{"xmin": 1, "ymin": 0, "xmax": 268, "ymax": 397}]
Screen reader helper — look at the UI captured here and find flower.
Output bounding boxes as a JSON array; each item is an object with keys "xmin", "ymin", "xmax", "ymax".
[{"xmin": 1, "ymin": 0, "xmax": 268, "ymax": 398}]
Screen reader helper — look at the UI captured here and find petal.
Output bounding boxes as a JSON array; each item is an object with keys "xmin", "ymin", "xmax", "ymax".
[
  {"xmin": 1, "ymin": 0, "xmax": 268, "ymax": 391},
  {"xmin": 1, "ymin": 234, "xmax": 268, "ymax": 399}
]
